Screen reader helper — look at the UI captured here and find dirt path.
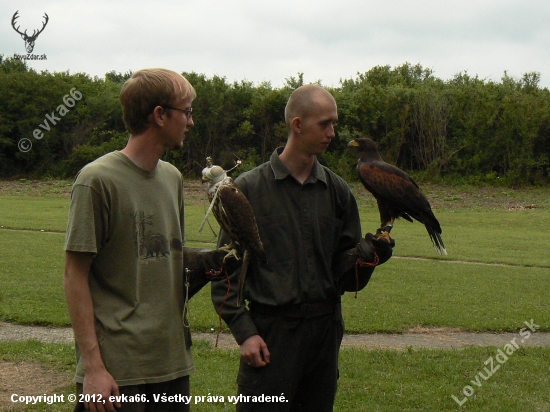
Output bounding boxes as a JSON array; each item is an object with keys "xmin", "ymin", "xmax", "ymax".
[{"xmin": 2, "ymin": 322, "xmax": 549, "ymax": 350}]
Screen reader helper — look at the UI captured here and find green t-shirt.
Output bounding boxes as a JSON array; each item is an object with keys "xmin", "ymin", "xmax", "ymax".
[{"xmin": 65, "ymin": 151, "xmax": 193, "ymax": 385}]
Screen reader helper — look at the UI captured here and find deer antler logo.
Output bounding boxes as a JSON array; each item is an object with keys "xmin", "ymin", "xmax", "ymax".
[{"xmin": 11, "ymin": 11, "xmax": 49, "ymax": 54}]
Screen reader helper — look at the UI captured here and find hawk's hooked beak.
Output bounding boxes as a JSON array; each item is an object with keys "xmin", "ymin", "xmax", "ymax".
[{"xmin": 347, "ymin": 140, "xmax": 360, "ymax": 147}]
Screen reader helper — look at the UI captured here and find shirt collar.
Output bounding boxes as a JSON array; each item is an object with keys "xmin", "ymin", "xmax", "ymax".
[{"xmin": 270, "ymin": 147, "xmax": 327, "ymax": 186}]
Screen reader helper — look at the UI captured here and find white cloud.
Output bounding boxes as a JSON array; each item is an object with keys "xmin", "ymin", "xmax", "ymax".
[{"xmin": 1, "ymin": 0, "xmax": 549, "ymax": 87}]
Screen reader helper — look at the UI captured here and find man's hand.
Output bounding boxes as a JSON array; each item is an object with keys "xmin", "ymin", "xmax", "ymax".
[
  {"xmin": 240, "ymin": 335, "xmax": 270, "ymax": 367},
  {"xmin": 82, "ymin": 367, "xmax": 121, "ymax": 412},
  {"xmin": 65, "ymin": 251, "xmax": 120, "ymax": 411},
  {"xmin": 356, "ymin": 233, "xmax": 395, "ymax": 266},
  {"xmin": 203, "ymin": 248, "xmax": 242, "ymax": 277}
]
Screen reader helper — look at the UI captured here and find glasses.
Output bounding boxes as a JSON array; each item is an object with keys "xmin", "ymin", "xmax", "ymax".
[{"xmin": 163, "ymin": 106, "xmax": 193, "ymax": 119}]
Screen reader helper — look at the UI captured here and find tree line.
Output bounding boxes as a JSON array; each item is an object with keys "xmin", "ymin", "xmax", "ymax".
[{"xmin": 1, "ymin": 56, "xmax": 549, "ymax": 185}]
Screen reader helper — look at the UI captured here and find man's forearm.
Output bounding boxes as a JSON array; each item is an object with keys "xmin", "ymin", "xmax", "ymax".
[
  {"xmin": 183, "ymin": 247, "xmax": 216, "ymax": 298},
  {"xmin": 64, "ymin": 251, "xmax": 106, "ymax": 373}
]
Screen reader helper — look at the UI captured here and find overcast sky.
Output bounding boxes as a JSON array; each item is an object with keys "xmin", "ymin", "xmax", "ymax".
[{"xmin": 2, "ymin": 0, "xmax": 550, "ymax": 88}]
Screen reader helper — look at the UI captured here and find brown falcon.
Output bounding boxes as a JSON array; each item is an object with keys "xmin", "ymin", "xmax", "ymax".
[
  {"xmin": 348, "ymin": 138, "xmax": 447, "ymax": 255},
  {"xmin": 201, "ymin": 158, "xmax": 267, "ymax": 305}
]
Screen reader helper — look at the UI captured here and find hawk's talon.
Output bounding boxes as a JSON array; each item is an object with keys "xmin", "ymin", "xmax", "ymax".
[
  {"xmin": 374, "ymin": 230, "xmax": 393, "ymax": 244},
  {"xmin": 222, "ymin": 248, "xmax": 241, "ymax": 263}
]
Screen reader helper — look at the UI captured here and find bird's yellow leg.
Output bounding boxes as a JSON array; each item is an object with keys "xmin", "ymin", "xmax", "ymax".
[
  {"xmin": 220, "ymin": 242, "xmax": 241, "ymax": 263},
  {"xmin": 218, "ymin": 241, "xmax": 234, "ymax": 254},
  {"xmin": 375, "ymin": 219, "xmax": 394, "ymax": 243}
]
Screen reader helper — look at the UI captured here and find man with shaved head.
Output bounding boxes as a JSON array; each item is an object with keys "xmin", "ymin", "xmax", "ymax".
[
  {"xmin": 212, "ymin": 84, "xmax": 394, "ymax": 411},
  {"xmin": 284, "ymin": 83, "xmax": 334, "ymax": 124}
]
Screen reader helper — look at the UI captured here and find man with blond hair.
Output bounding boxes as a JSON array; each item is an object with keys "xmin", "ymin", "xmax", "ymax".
[
  {"xmin": 65, "ymin": 68, "xmax": 220, "ymax": 412},
  {"xmin": 212, "ymin": 84, "xmax": 394, "ymax": 411}
]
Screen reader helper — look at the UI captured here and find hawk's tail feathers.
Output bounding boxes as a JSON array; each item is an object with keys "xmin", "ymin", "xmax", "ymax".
[
  {"xmin": 257, "ymin": 249, "xmax": 267, "ymax": 264},
  {"xmin": 237, "ymin": 250, "xmax": 251, "ymax": 307},
  {"xmin": 426, "ymin": 225, "xmax": 447, "ymax": 256},
  {"xmin": 249, "ymin": 241, "xmax": 267, "ymax": 264}
]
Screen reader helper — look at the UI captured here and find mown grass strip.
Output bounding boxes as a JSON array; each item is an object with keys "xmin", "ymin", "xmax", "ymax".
[
  {"xmin": 342, "ymin": 258, "xmax": 550, "ymax": 333},
  {"xmin": 360, "ymin": 208, "xmax": 550, "ymax": 267},
  {"xmin": 188, "ymin": 259, "xmax": 550, "ymax": 334},
  {"xmin": 0, "ymin": 230, "xmax": 67, "ymax": 326},
  {"xmin": 0, "ymin": 196, "xmax": 69, "ymax": 233},
  {"xmin": 1, "ymin": 229, "xmax": 548, "ymax": 333},
  {"xmin": 2, "ymin": 194, "xmax": 549, "ymax": 266}
]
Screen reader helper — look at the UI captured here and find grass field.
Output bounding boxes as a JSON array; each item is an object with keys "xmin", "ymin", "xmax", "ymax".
[
  {"xmin": 0, "ymin": 179, "xmax": 549, "ymax": 411},
  {"xmin": 1, "ymin": 179, "xmax": 548, "ymax": 332},
  {"xmin": 1, "ymin": 340, "xmax": 549, "ymax": 411}
]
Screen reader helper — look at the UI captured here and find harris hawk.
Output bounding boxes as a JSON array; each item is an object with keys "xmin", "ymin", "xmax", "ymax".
[
  {"xmin": 201, "ymin": 157, "xmax": 267, "ymax": 305},
  {"xmin": 348, "ymin": 138, "xmax": 447, "ymax": 255}
]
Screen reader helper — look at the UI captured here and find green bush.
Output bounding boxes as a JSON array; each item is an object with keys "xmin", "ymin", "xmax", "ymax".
[
  {"xmin": 60, "ymin": 131, "xmax": 128, "ymax": 177},
  {"xmin": 2, "ymin": 56, "xmax": 550, "ymax": 186}
]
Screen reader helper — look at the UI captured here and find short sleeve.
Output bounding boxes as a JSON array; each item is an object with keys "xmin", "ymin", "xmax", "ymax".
[{"xmin": 64, "ymin": 184, "xmax": 105, "ymax": 254}]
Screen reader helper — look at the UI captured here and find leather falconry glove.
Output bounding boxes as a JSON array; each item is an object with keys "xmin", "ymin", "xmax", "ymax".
[
  {"xmin": 202, "ymin": 247, "xmax": 242, "ymax": 278},
  {"xmin": 183, "ymin": 247, "xmax": 241, "ymax": 298},
  {"xmin": 356, "ymin": 233, "xmax": 395, "ymax": 266}
]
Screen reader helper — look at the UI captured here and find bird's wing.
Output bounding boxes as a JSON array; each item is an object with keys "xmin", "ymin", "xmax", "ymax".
[
  {"xmin": 218, "ymin": 184, "xmax": 266, "ymax": 261},
  {"xmin": 358, "ymin": 160, "xmax": 433, "ymax": 224}
]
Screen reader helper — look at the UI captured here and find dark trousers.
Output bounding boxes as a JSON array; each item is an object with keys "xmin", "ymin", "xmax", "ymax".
[
  {"xmin": 74, "ymin": 375, "xmax": 190, "ymax": 412},
  {"xmin": 237, "ymin": 310, "xmax": 344, "ymax": 412}
]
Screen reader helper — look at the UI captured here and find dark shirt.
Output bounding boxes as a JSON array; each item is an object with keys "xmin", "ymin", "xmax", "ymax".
[{"xmin": 211, "ymin": 148, "xmax": 373, "ymax": 344}]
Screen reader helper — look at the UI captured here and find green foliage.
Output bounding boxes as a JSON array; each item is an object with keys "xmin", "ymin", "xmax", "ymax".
[
  {"xmin": 0, "ymin": 57, "xmax": 127, "ymax": 177},
  {"xmin": 232, "ymin": 147, "xmax": 262, "ymax": 177},
  {"xmin": 0, "ymin": 54, "xmax": 29, "ymax": 73},
  {"xmin": 1, "ymin": 56, "xmax": 550, "ymax": 185},
  {"xmin": 104, "ymin": 69, "xmax": 133, "ymax": 83},
  {"xmin": 320, "ymin": 147, "xmax": 358, "ymax": 182},
  {"xmin": 59, "ymin": 130, "xmax": 128, "ymax": 178}
]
